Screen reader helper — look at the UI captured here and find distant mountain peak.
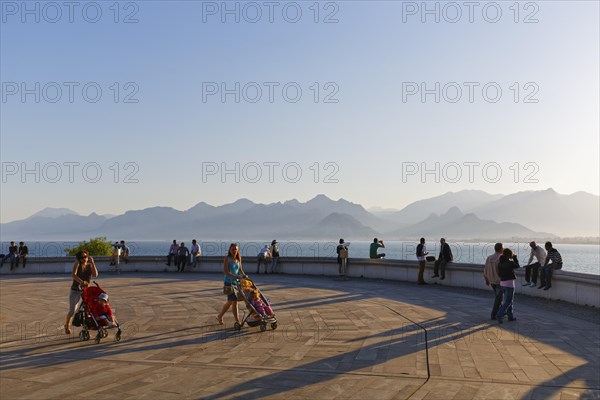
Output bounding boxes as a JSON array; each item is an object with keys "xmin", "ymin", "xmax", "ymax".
[
  {"xmin": 284, "ymin": 199, "xmax": 301, "ymax": 206},
  {"xmin": 27, "ymin": 207, "xmax": 80, "ymax": 220},
  {"xmin": 307, "ymin": 194, "xmax": 334, "ymax": 203},
  {"xmin": 231, "ymin": 198, "xmax": 254, "ymax": 205},
  {"xmin": 443, "ymin": 206, "xmax": 464, "ymax": 217}
]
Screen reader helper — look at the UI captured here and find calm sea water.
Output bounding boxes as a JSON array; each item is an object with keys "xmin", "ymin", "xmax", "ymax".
[{"xmin": 5, "ymin": 240, "xmax": 599, "ymax": 275}]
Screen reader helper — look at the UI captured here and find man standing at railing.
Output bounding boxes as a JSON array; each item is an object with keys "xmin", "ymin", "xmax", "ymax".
[
  {"xmin": 166, "ymin": 240, "xmax": 179, "ymax": 266},
  {"xmin": 416, "ymin": 238, "xmax": 428, "ymax": 285},
  {"xmin": 484, "ymin": 243, "xmax": 504, "ymax": 321},
  {"xmin": 337, "ymin": 239, "xmax": 349, "ymax": 279},
  {"xmin": 120, "ymin": 241, "xmax": 130, "ymax": 264},
  {"xmin": 270, "ymin": 240, "xmax": 280, "ymax": 273},
  {"xmin": 190, "ymin": 239, "xmax": 201, "ymax": 268},
  {"xmin": 177, "ymin": 242, "xmax": 190, "ymax": 272}
]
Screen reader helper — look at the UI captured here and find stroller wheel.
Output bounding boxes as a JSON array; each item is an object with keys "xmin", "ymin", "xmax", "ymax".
[
  {"xmin": 94, "ymin": 337, "xmax": 101, "ymax": 344},
  {"xmin": 260, "ymin": 324, "xmax": 267, "ymax": 332},
  {"xmin": 271, "ymin": 322, "xmax": 278, "ymax": 330},
  {"xmin": 102, "ymin": 328, "xmax": 108, "ymax": 338},
  {"xmin": 115, "ymin": 329, "xmax": 122, "ymax": 342},
  {"xmin": 233, "ymin": 322, "xmax": 241, "ymax": 331},
  {"xmin": 79, "ymin": 330, "xmax": 90, "ymax": 341}
]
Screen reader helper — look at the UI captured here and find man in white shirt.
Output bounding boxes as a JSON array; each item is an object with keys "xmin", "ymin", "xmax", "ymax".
[
  {"xmin": 483, "ymin": 243, "xmax": 503, "ymax": 320},
  {"xmin": 190, "ymin": 239, "xmax": 201, "ymax": 268},
  {"xmin": 523, "ymin": 241, "xmax": 547, "ymax": 287}
]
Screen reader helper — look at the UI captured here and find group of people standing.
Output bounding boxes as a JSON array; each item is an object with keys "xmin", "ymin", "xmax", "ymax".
[
  {"xmin": 0, "ymin": 241, "xmax": 29, "ymax": 270},
  {"xmin": 256, "ymin": 240, "xmax": 280, "ymax": 274},
  {"xmin": 484, "ymin": 241, "xmax": 563, "ymax": 323},
  {"xmin": 166, "ymin": 239, "xmax": 202, "ymax": 272},
  {"xmin": 109, "ymin": 240, "xmax": 130, "ymax": 266}
]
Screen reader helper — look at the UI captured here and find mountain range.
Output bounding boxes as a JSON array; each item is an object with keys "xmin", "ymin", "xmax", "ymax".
[{"xmin": 1, "ymin": 189, "xmax": 598, "ymax": 240}]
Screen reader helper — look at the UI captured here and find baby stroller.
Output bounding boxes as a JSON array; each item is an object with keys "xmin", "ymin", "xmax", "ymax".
[
  {"xmin": 73, "ymin": 281, "xmax": 122, "ymax": 344},
  {"xmin": 233, "ymin": 277, "xmax": 277, "ymax": 332}
]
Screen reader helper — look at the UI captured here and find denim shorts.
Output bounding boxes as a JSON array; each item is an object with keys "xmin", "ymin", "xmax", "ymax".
[{"xmin": 224, "ymin": 282, "xmax": 237, "ymax": 301}]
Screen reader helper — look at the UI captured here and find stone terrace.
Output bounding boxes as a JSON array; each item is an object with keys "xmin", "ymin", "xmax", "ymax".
[{"xmin": 1, "ymin": 273, "xmax": 598, "ymax": 399}]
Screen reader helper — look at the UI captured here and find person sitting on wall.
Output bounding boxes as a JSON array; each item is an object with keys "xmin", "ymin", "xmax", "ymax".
[
  {"xmin": 369, "ymin": 238, "xmax": 386, "ymax": 259},
  {"xmin": 432, "ymin": 238, "xmax": 453, "ymax": 280}
]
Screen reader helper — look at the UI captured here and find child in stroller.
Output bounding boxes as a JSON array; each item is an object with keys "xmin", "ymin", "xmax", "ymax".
[
  {"xmin": 90, "ymin": 293, "xmax": 117, "ymax": 328},
  {"xmin": 73, "ymin": 282, "xmax": 122, "ymax": 343},
  {"xmin": 233, "ymin": 278, "xmax": 277, "ymax": 332},
  {"xmin": 249, "ymin": 289, "xmax": 274, "ymax": 318}
]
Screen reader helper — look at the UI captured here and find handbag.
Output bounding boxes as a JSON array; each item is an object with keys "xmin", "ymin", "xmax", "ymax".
[{"xmin": 72, "ymin": 310, "xmax": 85, "ymax": 327}]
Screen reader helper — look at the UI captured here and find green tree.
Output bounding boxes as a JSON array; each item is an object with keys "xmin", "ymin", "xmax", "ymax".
[{"xmin": 66, "ymin": 237, "xmax": 113, "ymax": 257}]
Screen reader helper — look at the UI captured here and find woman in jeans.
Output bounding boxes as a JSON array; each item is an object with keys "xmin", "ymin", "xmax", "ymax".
[
  {"xmin": 65, "ymin": 250, "xmax": 98, "ymax": 334},
  {"xmin": 496, "ymin": 248, "xmax": 520, "ymax": 323},
  {"xmin": 216, "ymin": 244, "xmax": 246, "ymax": 325}
]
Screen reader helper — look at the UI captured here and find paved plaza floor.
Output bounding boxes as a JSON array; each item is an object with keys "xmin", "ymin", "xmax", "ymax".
[{"xmin": 1, "ymin": 273, "xmax": 598, "ymax": 399}]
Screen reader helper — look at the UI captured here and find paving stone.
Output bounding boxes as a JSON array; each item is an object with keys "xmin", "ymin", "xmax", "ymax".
[{"xmin": 1, "ymin": 273, "xmax": 598, "ymax": 399}]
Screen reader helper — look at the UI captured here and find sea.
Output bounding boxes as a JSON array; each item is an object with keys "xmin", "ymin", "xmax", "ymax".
[{"xmin": 4, "ymin": 240, "xmax": 599, "ymax": 276}]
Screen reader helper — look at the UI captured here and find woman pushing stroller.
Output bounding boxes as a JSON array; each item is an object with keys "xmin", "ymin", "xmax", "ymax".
[
  {"xmin": 216, "ymin": 243, "xmax": 247, "ymax": 325},
  {"xmin": 65, "ymin": 250, "xmax": 98, "ymax": 334}
]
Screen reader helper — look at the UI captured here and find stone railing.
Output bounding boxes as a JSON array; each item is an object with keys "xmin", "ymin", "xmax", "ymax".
[{"xmin": 2, "ymin": 256, "xmax": 598, "ymax": 307}]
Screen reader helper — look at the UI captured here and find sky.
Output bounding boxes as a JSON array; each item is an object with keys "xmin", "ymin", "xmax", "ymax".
[{"xmin": 1, "ymin": 0, "xmax": 599, "ymax": 222}]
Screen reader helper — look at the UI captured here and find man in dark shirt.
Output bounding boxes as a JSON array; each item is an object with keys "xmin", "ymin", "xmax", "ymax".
[
  {"xmin": 432, "ymin": 238, "xmax": 453, "ymax": 280},
  {"xmin": 177, "ymin": 242, "xmax": 190, "ymax": 272},
  {"xmin": 369, "ymin": 238, "xmax": 386, "ymax": 259},
  {"xmin": 539, "ymin": 241, "xmax": 563, "ymax": 290},
  {"xmin": 16, "ymin": 241, "xmax": 29, "ymax": 268},
  {"xmin": 336, "ymin": 239, "xmax": 349, "ymax": 279},
  {"xmin": 0, "ymin": 241, "xmax": 18, "ymax": 270}
]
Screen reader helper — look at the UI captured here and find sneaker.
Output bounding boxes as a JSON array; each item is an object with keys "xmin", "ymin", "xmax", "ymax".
[
  {"xmin": 508, "ymin": 317, "xmax": 517, "ymax": 322},
  {"xmin": 543, "ymin": 286, "xmax": 551, "ymax": 290},
  {"xmin": 538, "ymin": 285, "xmax": 545, "ymax": 289},
  {"xmin": 522, "ymin": 282, "xmax": 531, "ymax": 286},
  {"xmin": 529, "ymin": 283, "xmax": 537, "ymax": 287},
  {"xmin": 496, "ymin": 316, "xmax": 503, "ymax": 324},
  {"xmin": 440, "ymin": 276, "xmax": 445, "ymax": 280},
  {"xmin": 431, "ymin": 274, "xmax": 439, "ymax": 278}
]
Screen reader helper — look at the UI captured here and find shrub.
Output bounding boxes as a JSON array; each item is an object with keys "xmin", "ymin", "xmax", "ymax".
[{"xmin": 65, "ymin": 237, "xmax": 113, "ymax": 257}]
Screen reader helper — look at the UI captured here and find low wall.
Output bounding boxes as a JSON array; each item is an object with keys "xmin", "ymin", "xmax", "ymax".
[{"xmin": 2, "ymin": 256, "xmax": 598, "ymax": 307}]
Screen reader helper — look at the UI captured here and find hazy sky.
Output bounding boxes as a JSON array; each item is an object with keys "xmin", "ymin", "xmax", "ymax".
[{"xmin": 1, "ymin": 1, "xmax": 599, "ymax": 222}]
